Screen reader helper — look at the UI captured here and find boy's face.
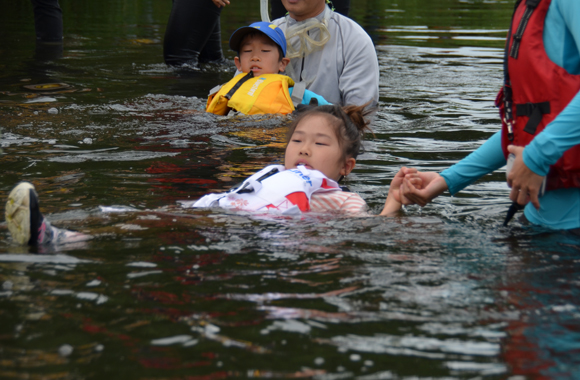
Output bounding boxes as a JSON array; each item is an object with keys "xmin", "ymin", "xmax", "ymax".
[{"xmin": 234, "ymin": 33, "xmax": 290, "ymax": 76}]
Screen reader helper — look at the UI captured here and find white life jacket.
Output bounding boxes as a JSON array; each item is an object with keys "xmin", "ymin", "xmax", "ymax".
[{"xmin": 181, "ymin": 165, "xmax": 341, "ymax": 215}]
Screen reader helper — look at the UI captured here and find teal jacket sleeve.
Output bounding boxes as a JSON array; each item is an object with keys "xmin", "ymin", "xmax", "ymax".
[
  {"xmin": 523, "ymin": 0, "xmax": 580, "ymax": 176},
  {"xmin": 440, "ymin": 131, "xmax": 506, "ymax": 195},
  {"xmin": 443, "ymin": 0, "xmax": 580, "ymax": 192},
  {"xmin": 288, "ymin": 87, "xmax": 331, "ymax": 106},
  {"xmin": 524, "ymin": 91, "xmax": 580, "ymax": 176}
]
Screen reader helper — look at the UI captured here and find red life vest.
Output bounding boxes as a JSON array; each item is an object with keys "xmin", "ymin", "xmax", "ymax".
[{"xmin": 496, "ymin": 0, "xmax": 580, "ymax": 191}]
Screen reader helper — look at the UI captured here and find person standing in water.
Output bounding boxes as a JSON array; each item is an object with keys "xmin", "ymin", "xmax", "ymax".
[
  {"xmin": 30, "ymin": 0, "xmax": 63, "ymax": 59},
  {"xmin": 400, "ymin": 0, "xmax": 580, "ymax": 232},
  {"xmin": 163, "ymin": 0, "xmax": 226, "ymax": 68},
  {"xmin": 271, "ymin": 0, "xmax": 379, "ymax": 107}
]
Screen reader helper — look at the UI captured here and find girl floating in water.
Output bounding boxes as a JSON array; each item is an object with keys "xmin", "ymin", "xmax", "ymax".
[{"xmin": 5, "ymin": 104, "xmax": 421, "ymax": 246}]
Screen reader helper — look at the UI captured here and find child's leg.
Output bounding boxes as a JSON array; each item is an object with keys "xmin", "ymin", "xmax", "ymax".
[{"xmin": 5, "ymin": 182, "xmax": 90, "ymax": 246}]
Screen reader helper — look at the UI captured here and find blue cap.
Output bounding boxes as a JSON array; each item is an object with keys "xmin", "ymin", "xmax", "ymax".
[{"xmin": 229, "ymin": 22, "xmax": 287, "ymax": 57}]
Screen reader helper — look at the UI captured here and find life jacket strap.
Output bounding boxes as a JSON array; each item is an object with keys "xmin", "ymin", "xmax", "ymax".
[
  {"xmin": 503, "ymin": 85, "xmax": 515, "ymax": 140},
  {"xmin": 225, "ymin": 71, "xmax": 255, "ymax": 100},
  {"xmin": 291, "ymin": 82, "xmax": 306, "ymax": 107},
  {"xmin": 234, "ymin": 166, "xmax": 281, "ymax": 194},
  {"xmin": 502, "ymin": 0, "xmax": 521, "ymax": 140},
  {"xmin": 516, "ymin": 101, "xmax": 551, "ymax": 135},
  {"xmin": 509, "ymin": 0, "xmax": 541, "ymax": 59}
]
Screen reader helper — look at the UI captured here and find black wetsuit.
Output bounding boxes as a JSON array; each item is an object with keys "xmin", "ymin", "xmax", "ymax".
[
  {"xmin": 31, "ymin": 0, "xmax": 63, "ymax": 42},
  {"xmin": 163, "ymin": 0, "xmax": 225, "ymax": 67}
]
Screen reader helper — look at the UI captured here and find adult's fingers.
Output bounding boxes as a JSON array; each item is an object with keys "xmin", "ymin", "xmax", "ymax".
[
  {"xmin": 529, "ymin": 191, "xmax": 540, "ymax": 209},
  {"xmin": 407, "ymin": 175, "xmax": 422, "ymax": 190},
  {"xmin": 517, "ymin": 189, "xmax": 530, "ymax": 206},
  {"xmin": 510, "ymin": 185, "xmax": 531, "ymax": 207},
  {"xmin": 402, "ymin": 178, "xmax": 428, "ymax": 207}
]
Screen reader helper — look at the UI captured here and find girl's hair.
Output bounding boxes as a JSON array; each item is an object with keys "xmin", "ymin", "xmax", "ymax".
[{"xmin": 286, "ymin": 103, "xmax": 375, "ymax": 160}]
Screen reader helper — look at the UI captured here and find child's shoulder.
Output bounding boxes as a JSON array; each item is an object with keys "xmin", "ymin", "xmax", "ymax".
[{"xmin": 310, "ymin": 191, "xmax": 367, "ymax": 214}]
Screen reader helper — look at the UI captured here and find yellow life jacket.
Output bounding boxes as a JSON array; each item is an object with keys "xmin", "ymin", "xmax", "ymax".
[{"xmin": 206, "ymin": 73, "xmax": 296, "ymax": 116}]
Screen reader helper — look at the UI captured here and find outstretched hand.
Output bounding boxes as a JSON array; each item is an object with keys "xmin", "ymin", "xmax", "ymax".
[
  {"xmin": 380, "ymin": 167, "xmax": 422, "ymax": 215},
  {"xmin": 401, "ymin": 169, "xmax": 448, "ymax": 207},
  {"xmin": 212, "ymin": 0, "xmax": 230, "ymax": 8},
  {"xmin": 390, "ymin": 167, "xmax": 422, "ymax": 203},
  {"xmin": 506, "ymin": 145, "xmax": 545, "ymax": 209}
]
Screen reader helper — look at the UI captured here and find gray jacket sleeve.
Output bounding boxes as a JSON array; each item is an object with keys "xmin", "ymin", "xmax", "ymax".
[{"xmin": 336, "ymin": 17, "xmax": 379, "ymax": 107}]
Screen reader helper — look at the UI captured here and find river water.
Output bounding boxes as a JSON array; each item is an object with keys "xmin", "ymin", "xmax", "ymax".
[{"xmin": 1, "ymin": 0, "xmax": 579, "ymax": 379}]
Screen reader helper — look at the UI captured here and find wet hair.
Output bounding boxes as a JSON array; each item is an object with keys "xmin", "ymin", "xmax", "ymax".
[
  {"xmin": 286, "ymin": 103, "xmax": 375, "ymax": 160},
  {"xmin": 238, "ymin": 32, "xmax": 285, "ymax": 62}
]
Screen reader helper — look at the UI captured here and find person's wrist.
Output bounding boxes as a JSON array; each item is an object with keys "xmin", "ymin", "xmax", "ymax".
[{"xmin": 522, "ymin": 147, "xmax": 548, "ymax": 177}]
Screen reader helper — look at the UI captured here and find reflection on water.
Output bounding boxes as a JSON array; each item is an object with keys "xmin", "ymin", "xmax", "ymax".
[{"xmin": 1, "ymin": 0, "xmax": 580, "ymax": 379}]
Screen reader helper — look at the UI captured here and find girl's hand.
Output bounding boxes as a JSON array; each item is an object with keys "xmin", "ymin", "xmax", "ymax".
[
  {"xmin": 391, "ymin": 167, "xmax": 422, "ymax": 203},
  {"xmin": 380, "ymin": 167, "xmax": 422, "ymax": 215},
  {"xmin": 212, "ymin": 0, "xmax": 230, "ymax": 8},
  {"xmin": 401, "ymin": 171, "xmax": 448, "ymax": 207}
]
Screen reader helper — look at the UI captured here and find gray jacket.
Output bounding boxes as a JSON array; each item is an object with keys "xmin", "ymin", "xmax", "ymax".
[{"xmin": 273, "ymin": 6, "xmax": 379, "ymax": 107}]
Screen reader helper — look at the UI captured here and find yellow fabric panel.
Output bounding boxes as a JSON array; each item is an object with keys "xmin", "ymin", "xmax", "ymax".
[{"xmin": 206, "ymin": 73, "xmax": 295, "ymax": 116}]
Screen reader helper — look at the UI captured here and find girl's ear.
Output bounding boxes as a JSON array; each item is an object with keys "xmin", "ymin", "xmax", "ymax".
[
  {"xmin": 234, "ymin": 56, "xmax": 242, "ymax": 71},
  {"xmin": 341, "ymin": 158, "xmax": 356, "ymax": 176}
]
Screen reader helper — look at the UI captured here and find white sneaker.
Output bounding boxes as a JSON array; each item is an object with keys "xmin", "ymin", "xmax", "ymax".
[
  {"xmin": 5, "ymin": 182, "xmax": 41, "ymax": 245},
  {"xmin": 6, "ymin": 182, "xmax": 92, "ymax": 246}
]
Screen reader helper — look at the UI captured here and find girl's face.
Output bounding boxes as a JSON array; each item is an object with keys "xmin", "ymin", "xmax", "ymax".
[{"xmin": 284, "ymin": 114, "xmax": 355, "ymax": 181}]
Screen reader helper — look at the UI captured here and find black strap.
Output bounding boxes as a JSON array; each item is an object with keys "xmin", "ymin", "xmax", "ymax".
[
  {"xmin": 509, "ymin": 0, "xmax": 541, "ymax": 59},
  {"xmin": 502, "ymin": 0, "xmax": 522, "ymax": 141},
  {"xmin": 516, "ymin": 101, "xmax": 551, "ymax": 134},
  {"xmin": 235, "ymin": 167, "xmax": 280, "ymax": 194},
  {"xmin": 225, "ymin": 71, "xmax": 254, "ymax": 100},
  {"xmin": 233, "ymin": 167, "xmax": 347, "ymax": 195}
]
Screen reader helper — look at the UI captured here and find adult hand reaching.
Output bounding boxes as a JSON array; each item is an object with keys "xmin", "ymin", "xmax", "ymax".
[
  {"xmin": 401, "ymin": 169, "xmax": 448, "ymax": 207},
  {"xmin": 506, "ymin": 145, "xmax": 545, "ymax": 210},
  {"xmin": 212, "ymin": 0, "xmax": 230, "ymax": 8}
]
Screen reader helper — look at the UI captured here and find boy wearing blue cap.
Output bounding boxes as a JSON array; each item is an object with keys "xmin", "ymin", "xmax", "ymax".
[{"xmin": 206, "ymin": 22, "xmax": 330, "ymax": 116}]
